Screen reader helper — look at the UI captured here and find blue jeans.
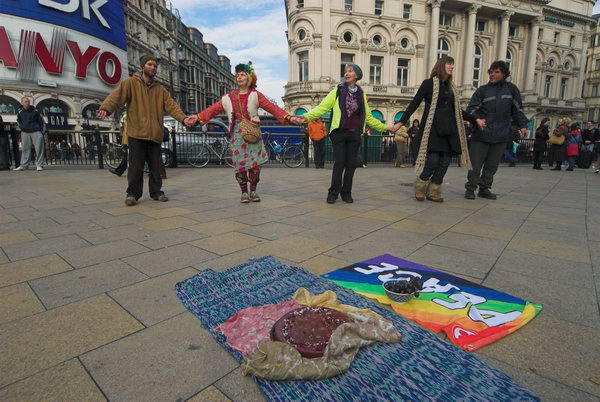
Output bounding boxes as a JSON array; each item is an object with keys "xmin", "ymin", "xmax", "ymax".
[
  {"xmin": 502, "ymin": 149, "xmax": 518, "ymax": 163},
  {"xmin": 567, "ymin": 156, "xmax": 576, "ymax": 169}
]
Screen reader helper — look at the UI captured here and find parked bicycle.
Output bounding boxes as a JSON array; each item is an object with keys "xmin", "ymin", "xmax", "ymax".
[
  {"xmin": 105, "ymin": 142, "xmax": 174, "ymax": 170},
  {"xmin": 263, "ymin": 132, "xmax": 304, "ymax": 168},
  {"xmin": 187, "ymin": 135, "xmax": 234, "ymax": 168}
]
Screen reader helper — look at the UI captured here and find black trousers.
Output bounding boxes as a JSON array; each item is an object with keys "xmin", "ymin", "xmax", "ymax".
[
  {"xmin": 127, "ymin": 137, "xmax": 163, "ymax": 199},
  {"xmin": 533, "ymin": 150, "xmax": 544, "ymax": 168},
  {"xmin": 114, "ymin": 145, "xmax": 128, "ymax": 175},
  {"xmin": 465, "ymin": 141, "xmax": 505, "ymax": 191},
  {"xmin": 313, "ymin": 139, "xmax": 326, "ymax": 168},
  {"xmin": 419, "ymin": 152, "xmax": 451, "ymax": 184},
  {"xmin": 329, "ymin": 129, "xmax": 360, "ymax": 196}
]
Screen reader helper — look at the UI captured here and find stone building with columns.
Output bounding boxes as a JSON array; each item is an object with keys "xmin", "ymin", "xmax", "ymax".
[
  {"xmin": 283, "ymin": 0, "xmax": 595, "ymax": 131},
  {"xmin": 584, "ymin": 14, "xmax": 600, "ymax": 122}
]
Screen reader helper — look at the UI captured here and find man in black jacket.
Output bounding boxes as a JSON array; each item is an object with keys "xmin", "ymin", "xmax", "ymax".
[
  {"xmin": 464, "ymin": 61, "xmax": 529, "ymax": 200},
  {"xmin": 14, "ymin": 97, "xmax": 46, "ymax": 171}
]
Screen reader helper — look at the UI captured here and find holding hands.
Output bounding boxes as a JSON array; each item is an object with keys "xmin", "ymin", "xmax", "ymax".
[
  {"xmin": 96, "ymin": 110, "xmax": 109, "ymax": 120},
  {"xmin": 388, "ymin": 122, "xmax": 403, "ymax": 133},
  {"xmin": 475, "ymin": 118, "xmax": 486, "ymax": 131},
  {"xmin": 288, "ymin": 115, "xmax": 305, "ymax": 125},
  {"xmin": 183, "ymin": 115, "xmax": 198, "ymax": 127}
]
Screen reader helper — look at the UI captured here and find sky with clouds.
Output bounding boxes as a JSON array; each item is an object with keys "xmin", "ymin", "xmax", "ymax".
[
  {"xmin": 172, "ymin": 1, "xmax": 600, "ymax": 107},
  {"xmin": 171, "ymin": 0, "xmax": 288, "ymax": 105}
]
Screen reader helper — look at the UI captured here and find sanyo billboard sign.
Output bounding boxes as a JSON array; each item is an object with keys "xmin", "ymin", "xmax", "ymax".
[{"xmin": 0, "ymin": 0, "xmax": 127, "ymax": 91}]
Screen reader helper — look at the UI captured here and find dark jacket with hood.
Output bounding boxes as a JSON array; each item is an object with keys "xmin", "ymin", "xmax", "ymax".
[
  {"xmin": 17, "ymin": 106, "xmax": 46, "ymax": 133},
  {"xmin": 467, "ymin": 79, "xmax": 528, "ymax": 144},
  {"xmin": 534, "ymin": 124, "xmax": 550, "ymax": 152}
]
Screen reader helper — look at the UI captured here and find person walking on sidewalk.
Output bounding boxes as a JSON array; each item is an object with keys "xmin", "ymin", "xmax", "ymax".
[
  {"xmin": 397, "ymin": 56, "xmax": 484, "ymax": 203},
  {"xmin": 548, "ymin": 117, "xmax": 569, "ymax": 171},
  {"xmin": 532, "ymin": 118, "xmax": 550, "ymax": 170},
  {"xmin": 14, "ymin": 97, "xmax": 46, "ymax": 171},
  {"xmin": 308, "ymin": 119, "xmax": 327, "ymax": 168},
  {"xmin": 97, "ymin": 55, "xmax": 190, "ymax": 206},
  {"xmin": 298, "ymin": 64, "xmax": 399, "ymax": 204},
  {"xmin": 464, "ymin": 61, "xmax": 529, "ymax": 200}
]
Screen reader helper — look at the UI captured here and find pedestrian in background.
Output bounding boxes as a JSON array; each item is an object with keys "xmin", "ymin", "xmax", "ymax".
[
  {"xmin": 407, "ymin": 119, "xmax": 420, "ymax": 166},
  {"xmin": 98, "ymin": 55, "xmax": 190, "ymax": 206},
  {"xmin": 13, "ymin": 97, "xmax": 46, "ymax": 171},
  {"xmin": 533, "ymin": 118, "xmax": 550, "ymax": 170},
  {"xmin": 464, "ymin": 60, "xmax": 529, "ymax": 200},
  {"xmin": 394, "ymin": 124, "xmax": 409, "ymax": 167},
  {"xmin": 109, "ymin": 111, "xmax": 129, "ymax": 177},
  {"xmin": 565, "ymin": 123, "xmax": 581, "ymax": 171},
  {"xmin": 502, "ymin": 128, "xmax": 520, "ymax": 167},
  {"xmin": 548, "ymin": 117, "xmax": 569, "ymax": 171},
  {"xmin": 308, "ymin": 119, "xmax": 327, "ymax": 169}
]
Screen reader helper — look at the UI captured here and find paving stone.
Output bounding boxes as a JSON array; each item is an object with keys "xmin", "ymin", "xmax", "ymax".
[
  {"xmin": 431, "ymin": 232, "xmax": 509, "ymax": 257},
  {"xmin": 0, "ymin": 230, "xmax": 38, "ymax": 247},
  {"xmin": 109, "ymin": 268, "xmax": 198, "ymax": 326},
  {"xmin": 187, "ymin": 386, "xmax": 231, "ymax": 402},
  {"xmin": 93, "ymin": 213, "xmax": 153, "ymax": 228},
  {"xmin": 140, "ymin": 207, "xmax": 196, "ymax": 219},
  {"xmin": 0, "ymin": 283, "xmax": 45, "ymax": 325},
  {"xmin": 30, "ymin": 260, "xmax": 149, "ymax": 309},
  {"xmin": 80, "ymin": 313, "xmax": 238, "ymax": 402},
  {"xmin": 214, "ymin": 367, "xmax": 265, "ymax": 402},
  {"xmin": 449, "ymin": 222, "xmax": 517, "ymax": 241},
  {"xmin": 0, "ymin": 217, "xmax": 59, "ymax": 235},
  {"xmin": 276, "ymin": 213, "xmax": 337, "ymax": 228},
  {"xmin": 0, "ymin": 214, "xmax": 16, "ymax": 224},
  {"xmin": 388, "ymin": 219, "xmax": 453, "ymax": 236},
  {"xmin": 122, "ymin": 244, "xmax": 217, "ymax": 277},
  {"xmin": 53, "ymin": 211, "xmax": 113, "ymax": 225},
  {"xmin": 408, "ymin": 244, "xmax": 497, "ymax": 279},
  {"xmin": 59, "ymin": 239, "xmax": 150, "ymax": 268},
  {"xmin": 310, "ymin": 208, "xmax": 360, "ymax": 219},
  {"xmin": 507, "ymin": 237, "xmax": 591, "ymax": 264},
  {"xmin": 78, "ymin": 225, "xmax": 151, "ymax": 245},
  {"xmin": 191, "ymin": 232, "xmax": 268, "ymax": 256},
  {"xmin": 299, "ymin": 254, "xmax": 353, "ymax": 276},
  {"xmin": 477, "ymin": 314, "xmax": 600, "ymax": 397},
  {"xmin": 0, "ymin": 249, "xmax": 7, "ymax": 264},
  {"xmin": 483, "ymin": 268, "xmax": 599, "ymax": 329},
  {"xmin": 357, "ymin": 209, "xmax": 411, "ymax": 222},
  {"xmin": 238, "ymin": 221, "xmax": 306, "ymax": 240},
  {"xmin": 255, "ymin": 235, "xmax": 335, "ymax": 263},
  {"xmin": 0, "ymin": 294, "xmax": 143, "ymax": 388},
  {"xmin": 0, "ymin": 255, "xmax": 72, "ymax": 287},
  {"xmin": 0, "ymin": 359, "xmax": 106, "ymax": 402},
  {"xmin": 129, "ymin": 228, "xmax": 207, "ymax": 250},
  {"xmin": 136, "ymin": 216, "xmax": 198, "ymax": 232},
  {"xmin": 2, "ymin": 234, "xmax": 90, "ymax": 262},
  {"xmin": 33, "ymin": 220, "xmax": 104, "ymax": 240},
  {"xmin": 186, "ymin": 219, "xmax": 250, "ymax": 236},
  {"xmin": 102, "ymin": 205, "xmax": 156, "ymax": 216},
  {"xmin": 228, "ymin": 211, "xmax": 282, "ymax": 225},
  {"xmin": 193, "ymin": 249, "xmax": 268, "ymax": 272}
]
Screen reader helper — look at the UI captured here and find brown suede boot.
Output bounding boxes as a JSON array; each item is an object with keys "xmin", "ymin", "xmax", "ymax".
[
  {"xmin": 426, "ymin": 183, "xmax": 444, "ymax": 202},
  {"xmin": 414, "ymin": 178, "xmax": 429, "ymax": 201}
]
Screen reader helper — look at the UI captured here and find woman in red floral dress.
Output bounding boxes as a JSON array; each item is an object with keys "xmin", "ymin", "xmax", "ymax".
[{"xmin": 188, "ymin": 63, "xmax": 293, "ymax": 203}]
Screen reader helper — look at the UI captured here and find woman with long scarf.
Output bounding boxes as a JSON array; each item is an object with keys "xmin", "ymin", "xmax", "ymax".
[
  {"xmin": 397, "ymin": 56, "xmax": 485, "ymax": 202},
  {"xmin": 188, "ymin": 63, "xmax": 293, "ymax": 203},
  {"xmin": 299, "ymin": 64, "xmax": 398, "ymax": 204}
]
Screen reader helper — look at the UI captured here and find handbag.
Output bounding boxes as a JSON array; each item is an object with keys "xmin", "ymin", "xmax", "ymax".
[
  {"xmin": 237, "ymin": 95, "xmax": 261, "ymax": 144},
  {"xmin": 549, "ymin": 129, "xmax": 565, "ymax": 145}
]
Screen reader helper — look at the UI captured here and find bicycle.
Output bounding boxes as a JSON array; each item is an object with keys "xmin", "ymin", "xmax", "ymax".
[
  {"xmin": 263, "ymin": 133, "xmax": 304, "ymax": 168},
  {"xmin": 105, "ymin": 142, "xmax": 174, "ymax": 170},
  {"xmin": 187, "ymin": 135, "xmax": 234, "ymax": 168}
]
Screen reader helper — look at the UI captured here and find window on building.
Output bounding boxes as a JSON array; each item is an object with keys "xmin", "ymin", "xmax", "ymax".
[
  {"xmin": 340, "ymin": 53, "xmax": 355, "ymax": 80},
  {"xmin": 589, "ymin": 109, "xmax": 595, "ymax": 121},
  {"xmin": 473, "ymin": 44, "xmax": 482, "ymax": 87},
  {"xmin": 298, "ymin": 51, "xmax": 308, "ymax": 82},
  {"xmin": 439, "ymin": 14, "xmax": 453, "ymax": 26},
  {"xmin": 397, "ymin": 59, "xmax": 410, "ymax": 86},
  {"xmin": 372, "ymin": 34, "xmax": 382, "ymax": 46},
  {"xmin": 375, "ymin": 0, "xmax": 384, "ymax": 15},
  {"xmin": 400, "ymin": 38, "xmax": 409, "ymax": 49},
  {"xmin": 506, "ymin": 49, "xmax": 513, "ymax": 73},
  {"xmin": 476, "ymin": 20, "xmax": 486, "ymax": 32},
  {"xmin": 570, "ymin": 35, "xmax": 575, "ymax": 47},
  {"xmin": 592, "ymin": 85, "xmax": 598, "ymax": 97},
  {"xmin": 298, "ymin": 29, "xmax": 306, "ymax": 41},
  {"xmin": 437, "ymin": 38, "xmax": 450, "ymax": 58},
  {"xmin": 548, "ymin": 58, "xmax": 555, "ymax": 68},
  {"xmin": 595, "ymin": 59, "xmax": 600, "ymax": 70},
  {"xmin": 370, "ymin": 55, "xmax": 383, "ymax": 85},
  {"xmin": 403, "ymin": 4, "xmax": 412, "ymax": 19},
  {"xmin": 544, "ymin": 76, "xmax": 553, "ymax": 97},
  {"xmin": 560, "ymin": 78, "xmax": 569, "ymax": 99},
  {"xmin": 343, "ymin": 31, "xmax": 353, "ymax": 43},
  {"xmin": 538, "ymin": 29, "xmax": 543, "ymax": 40},
  {"xmin": 554, "ymin": 31, "xmax": 560, "ymax": 44},
  {"xmin": 509, "ymin": 25, "xmax": 517, "ymax": 37},
  {"xmin": 297, "ymin": 0, "xmax": 304, "ymax": 7},
  {"xmin": 564, "ymin": 61, "xmax": 571, "ymax": 71},
  {"xmin": 345, "ymin": 0, "xmax": 352, "ymax": 12}
]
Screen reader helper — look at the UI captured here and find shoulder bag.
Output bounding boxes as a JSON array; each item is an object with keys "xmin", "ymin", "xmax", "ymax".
[{"xmin": 237, "ymin": 94, "xmax": 261, "ymax": 144}]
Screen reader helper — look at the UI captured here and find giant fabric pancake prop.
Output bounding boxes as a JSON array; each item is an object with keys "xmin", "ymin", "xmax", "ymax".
[{"xmin": 321, "ymin": 254, "xmax": 542, "ymax": 352}]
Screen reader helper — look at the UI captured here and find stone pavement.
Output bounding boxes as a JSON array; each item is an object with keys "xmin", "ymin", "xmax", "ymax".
[{"xmin": 0, "ymin": 164, "xmax": 598, "ymax": 402}]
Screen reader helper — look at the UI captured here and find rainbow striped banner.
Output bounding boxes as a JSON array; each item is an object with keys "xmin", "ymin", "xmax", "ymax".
[{"xmin": 321, "ymin": 254, "xmax": 542, "ymax": 352}]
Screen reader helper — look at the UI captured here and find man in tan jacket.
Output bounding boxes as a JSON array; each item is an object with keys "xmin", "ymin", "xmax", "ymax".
[{"xmin": 98, "ymin": 55, "xmax": 189, "ymax": 206}]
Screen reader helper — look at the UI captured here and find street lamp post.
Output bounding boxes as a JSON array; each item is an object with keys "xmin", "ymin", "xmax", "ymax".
[{"xmin": 165, "ymin": 39, "xmax": 175, "ymax": 99}]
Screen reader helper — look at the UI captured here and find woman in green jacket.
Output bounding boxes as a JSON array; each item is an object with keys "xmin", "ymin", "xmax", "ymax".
[{"xmin": 299, "ymin": 64, "xmax": 398, "ymax": 204}]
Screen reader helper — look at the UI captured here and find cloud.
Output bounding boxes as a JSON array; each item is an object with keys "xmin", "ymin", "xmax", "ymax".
[{"xmin": 170, "ymin": 0, "xmax": 282, "ymax": 14}]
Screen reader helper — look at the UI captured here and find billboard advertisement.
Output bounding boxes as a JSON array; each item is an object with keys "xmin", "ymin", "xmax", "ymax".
[{"xmin": 0, "ymin": 0, "xmax": 127, "ymax": 92}]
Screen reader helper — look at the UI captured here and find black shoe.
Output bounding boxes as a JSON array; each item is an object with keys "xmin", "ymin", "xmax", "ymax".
[
  {"xmin": 326, "ymin": 194, "xmax": 337, "ymax": 204},
  {"xmin": 509, "ymin": 162, "xmax": 516, "ymax": 167},
  {"xmin": 341, "ymin": 193, "xmax": 354, "ymax": 203},
  {"xmin": 464, "ymin": 189, "xmax": 476, "ymax": 200},
  {"xmin": 566, "ymin": 167, "xmax": 574, "ymax": 171},
  {"xmin": 152, "ymin": 194, "xmax": 168, "ymax": 202},
  {"xmin": 109, "ymin": 168, "xmax": 122, "ymax": 177},
  {"xmin": 552, "ymin": 166, "xmax": 561, "ymax": 171},
  {"xmin": 478, "ymin": 189, "xmax": 497, "ymax": 200}
]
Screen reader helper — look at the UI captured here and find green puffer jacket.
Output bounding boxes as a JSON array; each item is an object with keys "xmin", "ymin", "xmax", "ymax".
[{"xmin": 304, "ymin": 86, "xmax": 387, "ymax": 134}]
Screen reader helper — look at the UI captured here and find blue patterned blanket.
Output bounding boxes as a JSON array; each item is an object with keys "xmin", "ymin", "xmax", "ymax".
[{"xmin": 175, "ymin": 256, "xmax": 538, "ymax": 401}]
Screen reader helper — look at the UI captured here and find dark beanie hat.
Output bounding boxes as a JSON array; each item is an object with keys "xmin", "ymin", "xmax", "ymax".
[
  {"xmin": 346, "ymin": 63, "xmax": 363, "ymax": 80},
  {"xmin": 140, "ymin": 54, "xmax": 158, "ymax": 68}
]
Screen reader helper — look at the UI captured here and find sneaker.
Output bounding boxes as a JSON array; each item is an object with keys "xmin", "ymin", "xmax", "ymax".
[
  {"xmin": 13, "ymin": 166, "xmax": 25, "ymax": 171},
  {"xmin": 109, "ymin": 168, "xmax": 122, "ymax": 177},
  {"xmin": 595, "ymin": 169, "xmax": 599, "ymax": 174},
  {"xmin": 478, "ymin": 189, "xmax": 497, "ymax": 200},
  {"xmin": 340, "ymin": 193, "xmax": 354, "ymax": 203},
  {"xmin": 249, "ymin": 191, "xmax": 261, "ymax": 202},
  {"xmin": 464, "ymin": 189, "xmax": 476, "ymax": 200},
  {"xmin": 152, "ymin": 194, "xmax": 168, "ymax": 202},
  {"xmin": 240, "ymin": 192, "xmax": 250, "ymax": 203},
  {"xmin": 36, "ymin": 166, "xmax": 43, "ymax": 171},
  {"xmin": 125, "ymin": 196, "xmax": 137, "ymax": 206}
]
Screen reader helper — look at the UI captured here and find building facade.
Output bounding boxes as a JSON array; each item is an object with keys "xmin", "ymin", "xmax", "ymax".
[
  {"xmin": 584, "ymin": 14, "xmax": 600, "ymax": 122},
  {"xmin": 283, "ymin": 0, "xmax": 595, "ymax": 131}
]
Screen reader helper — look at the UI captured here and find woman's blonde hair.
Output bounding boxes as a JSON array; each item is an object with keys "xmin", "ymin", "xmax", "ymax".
[
  {"xmin": 430, "ymin": 56, "xmax": 455, "ymax": 81},
  {"xmin": 559, "ymin": 117, "xmax": 572, "ymax": 126}
]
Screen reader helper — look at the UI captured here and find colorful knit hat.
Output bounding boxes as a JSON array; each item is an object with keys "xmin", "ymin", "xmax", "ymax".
[
  {"xmin": 234, "ymin": 61, "xmax": 258, "ymax": 88},
  {"xmin": 140, "ymin": 54, "xmax": 159, "ymax": 68}
]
